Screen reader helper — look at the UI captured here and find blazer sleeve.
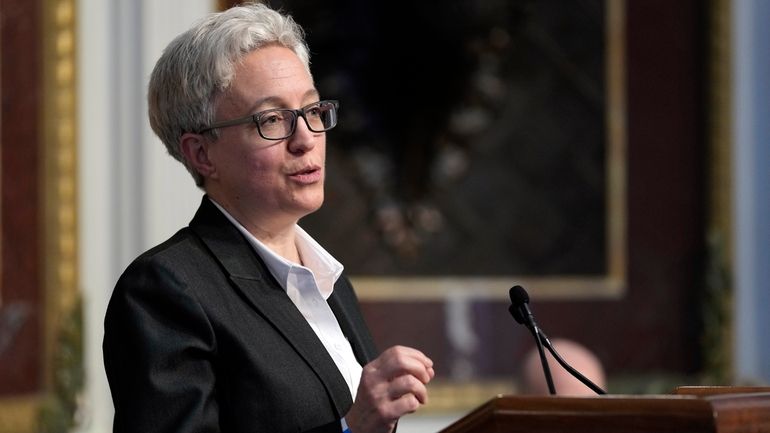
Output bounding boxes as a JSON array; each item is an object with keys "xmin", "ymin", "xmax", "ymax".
[{"xmin": 103, "ymin": 256, "xmax": 220, "ymax": 433}]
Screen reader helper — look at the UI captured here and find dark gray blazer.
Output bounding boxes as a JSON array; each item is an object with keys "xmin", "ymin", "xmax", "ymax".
[{"xmin": 104, "ymin": 196, "xmax": 378, "ymax": 433}]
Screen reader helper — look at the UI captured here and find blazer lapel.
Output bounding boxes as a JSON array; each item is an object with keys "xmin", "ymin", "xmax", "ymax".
[
  {"xmin": 189, "ymin": 196, "xmax": 353, "ymax": 416},
  {"xmin": 327, "ymin": 280, "xmax": 378, "ymax": 366}
]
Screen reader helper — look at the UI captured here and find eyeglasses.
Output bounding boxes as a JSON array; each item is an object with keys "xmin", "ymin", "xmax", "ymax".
[{"xmin": 197, "ymin": 100, "xmax": 339, "ymax": 140}]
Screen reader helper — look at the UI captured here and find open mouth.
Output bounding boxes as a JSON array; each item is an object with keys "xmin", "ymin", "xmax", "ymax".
[
  {"xmin": 294, "ymin": 167, "xmax": 318, "ymax": 175},
  {"xmin": 288, "ymin": 165, "xmax": 322, "ymax": 183}
]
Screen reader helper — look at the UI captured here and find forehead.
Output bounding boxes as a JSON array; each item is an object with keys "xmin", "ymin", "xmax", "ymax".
[{"xmin": 224, "ymin": 45, "xmax": 315, "ymax": 108}]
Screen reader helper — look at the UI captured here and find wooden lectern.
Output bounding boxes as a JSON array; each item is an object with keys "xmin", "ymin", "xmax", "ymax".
[{"xmin": 439, "ymin": 387, "xmax": 770, "ymax": 433}]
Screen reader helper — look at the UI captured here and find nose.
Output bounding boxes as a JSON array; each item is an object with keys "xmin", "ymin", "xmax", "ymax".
[{"xmin": 287, "ymin": 115, "xmax": 319, "ymax": 155}]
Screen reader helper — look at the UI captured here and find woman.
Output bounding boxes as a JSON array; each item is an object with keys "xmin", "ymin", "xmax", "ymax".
[{"xmin": 103, "ymin": 3, "xmax": 433, "ymax": 432}]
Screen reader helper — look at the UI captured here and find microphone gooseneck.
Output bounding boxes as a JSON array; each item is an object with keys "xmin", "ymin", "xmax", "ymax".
[
  {"xmin": 537, "ymin": 329, "xmax": 607, "ymax": 395},
  {"xmin": 508, "ymin": 285, "xmax": 607, "ymax": 396},
  {"xmin": 508, "ymin": 285, "xmax": 556, "ymax": 395}
]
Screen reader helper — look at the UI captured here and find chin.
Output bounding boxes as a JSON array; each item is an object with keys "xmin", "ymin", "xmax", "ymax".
[
  {"xmin": 308, "ymin": 197, "xmax": 324, "ymax": 214},
  {"xmin": 297, "ymin": 193, "xmax": 324, "ymax": 216}
]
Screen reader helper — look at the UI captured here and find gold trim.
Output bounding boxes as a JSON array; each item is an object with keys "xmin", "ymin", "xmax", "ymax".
[
  {"xmin": 707, "ymin": 0, "xmax": 733, "ymax": 265},
  {"xmin": 702, "ymin": 0, "xmax": 733, "ymax": 382},
  {"xmin": 0, "ymin": 0, "xmax": 79, "ymax": 432},
  {"xmin": 0, "ymin": 396, "xmax": 40, "ymax": 433},
  {"xmin": 606, "ymin": 0, "xmax": 628, "ymax": 294},
  {"xmin": 355, "ymin": 0, "xmax": 628, "ymax": 301},
  {"xmin": 353, "ymin": 276, "xmax": 625, "ymax": 301},
  {"xmin": 43, "ymin": 0, "xmax": 79, "ymax": 395}
]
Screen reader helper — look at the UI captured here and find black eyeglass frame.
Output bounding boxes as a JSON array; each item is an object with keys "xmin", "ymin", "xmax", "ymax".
[{"xmin": 196, "ymin": 100, "xmax": 339, "ymax": 140}]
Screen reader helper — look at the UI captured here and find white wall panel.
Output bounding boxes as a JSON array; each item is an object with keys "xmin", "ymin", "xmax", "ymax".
[{"xmin": 78, "ymin": 1, "xmax": 213, "ymax": 431}]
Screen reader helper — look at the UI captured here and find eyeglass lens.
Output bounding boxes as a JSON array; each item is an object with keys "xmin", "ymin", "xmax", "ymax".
[{"xmin": 258, "ymin": 101, "xmax": 337, "ymax": 139}]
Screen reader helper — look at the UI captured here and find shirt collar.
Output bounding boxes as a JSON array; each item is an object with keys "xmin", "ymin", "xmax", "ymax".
[{"xmin": 210, "ymin": 199, "xmax": 343, "ymax": 299}]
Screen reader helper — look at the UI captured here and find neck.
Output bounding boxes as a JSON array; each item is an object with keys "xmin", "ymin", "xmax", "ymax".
[
  {"xmin": 257, "ymin": 228, "xmax": 301, "ymax": 264},
  {"xmin": 208, "ymin": 194, "xmax": 302, "ymax": 264}
]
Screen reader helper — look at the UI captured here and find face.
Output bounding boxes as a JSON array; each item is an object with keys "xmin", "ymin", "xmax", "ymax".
[{"xmin": 201, "ymin": 45, "xmax": 326, "ymax": 231}]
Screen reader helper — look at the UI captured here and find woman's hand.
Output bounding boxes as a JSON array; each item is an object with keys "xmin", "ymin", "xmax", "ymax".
[{"xmin": 344, "ymin": 346, "xmax": 435, "ymax": 433}]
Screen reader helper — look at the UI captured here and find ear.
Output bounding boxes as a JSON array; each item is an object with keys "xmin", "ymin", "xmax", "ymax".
[{"xmin": 180, "ymin": 132, "xmax": 217, "ymax": 180}]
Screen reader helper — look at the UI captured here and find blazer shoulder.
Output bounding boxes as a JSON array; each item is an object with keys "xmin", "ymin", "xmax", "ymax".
[
  {"xmin": 133, "ymin": 227, "xmax": 204, "ymax": 264},
  {"xmin": 113, "ymin": 227, "xmax": 222, "ymax": 298}
]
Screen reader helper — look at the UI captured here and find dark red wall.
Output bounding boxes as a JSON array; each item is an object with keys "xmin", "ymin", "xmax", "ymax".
[{"xmin": 0, "ymin": 0, "xmax": 44, "ymax": 395}]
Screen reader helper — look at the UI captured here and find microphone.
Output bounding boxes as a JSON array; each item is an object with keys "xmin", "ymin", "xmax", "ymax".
[
  {"xmin": 508, "ymin": 285, "xmax": 607, "ymax": 396},
  {"xmin": 509, "ymin": 285, "xmax": 555, "ymax": 395}
]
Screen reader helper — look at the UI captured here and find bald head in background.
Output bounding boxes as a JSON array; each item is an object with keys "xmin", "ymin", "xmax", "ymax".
[{"xmin": 519, "ymin": 338, "xmax": 606, "ymax": 396}]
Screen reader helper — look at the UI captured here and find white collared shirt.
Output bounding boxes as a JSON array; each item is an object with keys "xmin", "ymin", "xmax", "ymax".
[{"xmin": 211, "ymin": 200, "xmax": 363, "ymax": 400}]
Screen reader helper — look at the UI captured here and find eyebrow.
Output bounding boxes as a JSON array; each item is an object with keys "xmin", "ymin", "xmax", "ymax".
[{"xmin": 247, "ymin": 89, "xmax": 321, "ymax": 113}]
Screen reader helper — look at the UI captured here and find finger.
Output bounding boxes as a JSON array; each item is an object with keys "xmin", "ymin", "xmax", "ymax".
[
  {"xmin": 388, "ymin": 375, "xmax": 429, "ymax": 404},
  {"xmin": 389, "ymin": 392, "xmax": 422, "ymax": 416},
  {"xmin": 377, "ymin": 347, "xmax": 434, "ymax": 383},
  {"xmin": 386, "ymin": 346, "xmax": 434, "ymax": 369}
]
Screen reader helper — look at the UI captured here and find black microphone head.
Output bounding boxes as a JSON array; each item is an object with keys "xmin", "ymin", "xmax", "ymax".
[
  {"xmin": 508, "ymin": 285, "xmax": 530, "ymax": 324},
  {"xmin": 509, "ymin": 285, "xmax": 530, "ymax": 307},
  {"xmin": 507, "ymin": 305, "xmax": 521, "ymax": 324}
]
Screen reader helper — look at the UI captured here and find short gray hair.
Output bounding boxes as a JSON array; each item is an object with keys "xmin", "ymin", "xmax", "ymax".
[{"xmin": 148, "ymin": 2, "xmax": 310, "ymax": 186}]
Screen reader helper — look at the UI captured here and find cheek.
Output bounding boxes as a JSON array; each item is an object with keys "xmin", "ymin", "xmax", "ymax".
[{"xmin": 239, "ymin": 152, "xmax": 283, "ymax": 184}]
